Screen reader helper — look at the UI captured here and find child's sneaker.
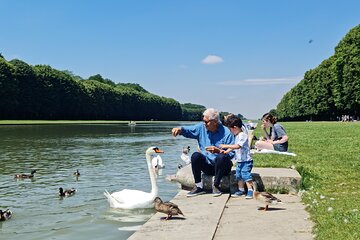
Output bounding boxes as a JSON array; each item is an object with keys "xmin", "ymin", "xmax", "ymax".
[
  {"xmin": 245, "ymin": 190, "xmax": 253, "ymax": 199},
  {"xmin": 232, "ymin": 190, "xmax": 245, "ymax": 198}
]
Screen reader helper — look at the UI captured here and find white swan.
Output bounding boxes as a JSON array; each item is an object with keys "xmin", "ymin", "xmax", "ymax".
[
  {"xmin": 104, "ymin": 146, "xmax": 164, "ymax": 209},
  {"xmin": 180, "ymin": 146, "xmax": 191, "ymax": 165},
  {"xmin": 151, "ymin": 154, "xmax": 165, "ymax": 169}
]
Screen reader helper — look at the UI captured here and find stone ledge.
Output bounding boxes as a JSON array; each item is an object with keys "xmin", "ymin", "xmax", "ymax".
[{"xmin": 174, "ymin": 164, "xmax": 301, "ymax": 193}]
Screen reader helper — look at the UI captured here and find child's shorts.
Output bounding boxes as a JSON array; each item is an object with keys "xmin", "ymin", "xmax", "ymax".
[{"xmin": 236, "ymin": 160, "xmax": 253, "ymax": 182}]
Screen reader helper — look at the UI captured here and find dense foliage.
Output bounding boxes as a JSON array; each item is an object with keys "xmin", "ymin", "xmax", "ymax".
[
  {"xmin": 180, "ymin": 103, "xmax": 206, "ymax": 121},
  {"xmin": 0, "ymin": 58, "xmax": 183, "ymax": 120},
  {"xmin": 276, "ymin": 24, "xmax": 360, "ymax": 121}
]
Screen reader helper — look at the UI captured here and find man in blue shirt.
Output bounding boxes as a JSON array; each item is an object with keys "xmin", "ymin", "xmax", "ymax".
[{"xmin": 172, "ymin": 108, "xmax": 235, "ymax": 197}]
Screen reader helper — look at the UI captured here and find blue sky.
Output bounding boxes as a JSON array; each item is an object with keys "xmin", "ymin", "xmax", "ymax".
[{"xmin": 1, "ymin": 1, "xmax": 359, "ymax": 119}]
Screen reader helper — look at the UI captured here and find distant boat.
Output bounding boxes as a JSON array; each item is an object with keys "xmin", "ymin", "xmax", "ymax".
[{"xmin": 128, "ymin": 121, "xmax": 136, "ymax": 126}]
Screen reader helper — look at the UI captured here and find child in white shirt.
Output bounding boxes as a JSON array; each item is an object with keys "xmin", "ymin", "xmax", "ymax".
[{"xmin": 220, "ymin": 115, "xmax": 254, "ymax": 198}]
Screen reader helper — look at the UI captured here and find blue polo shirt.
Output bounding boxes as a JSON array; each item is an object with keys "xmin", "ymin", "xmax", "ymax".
[{"xmin": 181, "ymin": 123, "xmax": 235, "ymax": 165}]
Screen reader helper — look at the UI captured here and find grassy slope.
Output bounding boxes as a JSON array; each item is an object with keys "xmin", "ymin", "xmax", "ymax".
[{"xmin": 253, "ymin": 122, "xmax": 360, "ymax": 240}]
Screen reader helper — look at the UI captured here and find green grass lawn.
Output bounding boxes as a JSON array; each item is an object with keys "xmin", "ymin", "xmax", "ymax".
[{"xmin": 252, "ymin": 122, "xmax": 360, "ymax": 240}]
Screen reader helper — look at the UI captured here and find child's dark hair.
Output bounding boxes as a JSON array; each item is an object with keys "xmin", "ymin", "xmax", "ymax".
[
  {"xmin": 223, "ymin": 114, "xmax": 243, "ymax": 128},
  {"xmin": 262, "ymin": 113, "xmax": 277, "ymax": 124}
]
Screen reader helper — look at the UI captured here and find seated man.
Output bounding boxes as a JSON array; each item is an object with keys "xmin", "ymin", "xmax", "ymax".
[{"xmin": 171, "ymin": 108, "xmax": 235, "ymax": 197}]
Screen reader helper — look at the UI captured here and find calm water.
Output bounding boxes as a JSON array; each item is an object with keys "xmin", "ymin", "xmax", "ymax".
[{"xmin": 0, "ymin": 122, "xmax": 197, "ymax": 240}]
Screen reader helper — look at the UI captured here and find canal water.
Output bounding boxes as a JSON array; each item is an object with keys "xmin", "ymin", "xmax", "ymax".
[{"xmin": 0, "ymin": 122, "xmax": 197, "ymax": 240}]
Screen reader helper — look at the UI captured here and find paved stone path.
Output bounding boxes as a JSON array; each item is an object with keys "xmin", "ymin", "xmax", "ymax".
[{"xmin": 128, "ymin": 190, "xmax": 313, "ymax": 240}]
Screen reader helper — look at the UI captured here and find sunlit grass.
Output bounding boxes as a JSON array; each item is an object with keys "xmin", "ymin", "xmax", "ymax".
[{"xmin": 253, "ymin": 122, "xmax": 360, "ymax": 240}]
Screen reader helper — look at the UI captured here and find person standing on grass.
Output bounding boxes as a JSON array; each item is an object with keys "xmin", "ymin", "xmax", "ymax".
[
  {"xmin": 255, "ymin": 113, "xmax": 289, "ymax": 152},
  {"xmin": 171, "ymin": 108, "xmax": 235, "ymax": 197},
  {"xmin": 220, "ymin": 114, "xmax": 254, "ymax": 199}
]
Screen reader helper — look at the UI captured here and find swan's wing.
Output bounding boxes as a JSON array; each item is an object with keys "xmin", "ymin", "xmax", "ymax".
[
  {"xmin": 110, "ymin": 189, "xmax": 153, "ymax": 203},
  {"xmin": 104, "ymin": 190, "xmax": 125, "ymax": 208}
]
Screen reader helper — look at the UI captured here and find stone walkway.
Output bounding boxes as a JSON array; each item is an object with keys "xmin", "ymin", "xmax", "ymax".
[{"xmin": 128, "ymin": 190, "xmax": 313, "ymax": 240}]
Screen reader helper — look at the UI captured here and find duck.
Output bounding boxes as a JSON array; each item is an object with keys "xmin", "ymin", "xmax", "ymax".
[
  {"xmin": 151, "ymin": 154, "xmax": 165, "ymax": 169},
  {"xmin": 254, "ymin": 190, "xmax": 282, "ymax": 211},
  {"xmin": 154, "ymin": 197, "xmax": 184, "ymax": 220},
  {"xmin": 0, "ymin": 209, "xmax": 12, "ymax": 221},
  {"xmin": 59, "ymin": 187, "xmax": 76, "ymax": 197},
  {"xmin": 73, "ymin": 169, "xmax": 80, "ymax": 176},
  {"xmin": 14, "ymin": 170, "xmax": 37, "ymax": 179},
  {"xmin": 104, "ymin": 146, "xmax": 164, "ymax": 209}
]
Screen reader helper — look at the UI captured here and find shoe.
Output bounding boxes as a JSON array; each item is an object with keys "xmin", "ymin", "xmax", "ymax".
[
  {"xmin": 187, "ymin": 187, "xmax": 205, "ymax": 197},
  {"xmin": 232, "ymin": 190, "xmax": 246, "ymax": 197},
  {"xmin": 212, "ymin": 186, "xmax": 222, "ymax": 197},
  {"xmin": 245, "ymin": 190, "xmax": 253, "ymax": 199}
]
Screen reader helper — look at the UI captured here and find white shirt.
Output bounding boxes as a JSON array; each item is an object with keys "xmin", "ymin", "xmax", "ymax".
[{"xmin": 234, "ymin": 132, "xmax": 253, "ymax": 162}]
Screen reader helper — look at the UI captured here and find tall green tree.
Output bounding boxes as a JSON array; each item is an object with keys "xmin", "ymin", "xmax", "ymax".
[
  {"xmin": 0, "ymin": 55, "xmax": 199, "ymax": 120},
  {"xmin": 276, "ymin": 24, "xmax": 360, "ymax": 121},
  {"xmin": 0, "ymin": 58, "xmax": 17, "ymax": 118},
  {"xmin": 9, "ymin": 59, "xmax": 40, "ymax": 119}
]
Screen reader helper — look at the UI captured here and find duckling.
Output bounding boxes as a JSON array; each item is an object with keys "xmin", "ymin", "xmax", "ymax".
[
  {"xmin": 73, "ymin": 169, "xmax": 80, "ymax": 176},
  {"xmin": 254, "ymin": 191, "xmax": 282, "ymax": 211},
  {"xmin": 59, "ymin": 187, "xmax": 76, "ymax": 197},
  {"xmin": 14, "ymin": 170, "xmax": 37, "ymax": 179},
  {"xmin": 0, "ymin": 209, "xmax": 12, "ymax": 221},
  {"xmin": 154, "ymin": 197, "xmax": 184, "ymax": 220}
]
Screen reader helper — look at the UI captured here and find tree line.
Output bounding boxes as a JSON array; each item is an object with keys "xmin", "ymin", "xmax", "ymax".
[
  {"xmin": 276, "ymin": 24, "xmax": 360, "ymax": 121},
  {"xmin": 0, "ymin": 56, "xmax": 198, "ymax": 120}
]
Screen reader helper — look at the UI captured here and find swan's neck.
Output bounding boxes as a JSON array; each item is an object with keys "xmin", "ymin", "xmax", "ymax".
[{"xmin": 146, "ymin": 153, "xmax": 158, "ymax": 197}]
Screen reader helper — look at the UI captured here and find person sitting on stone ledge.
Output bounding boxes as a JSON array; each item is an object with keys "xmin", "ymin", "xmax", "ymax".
[{"xmin": 171, "ymin": 108, "xmax": 235, "ymax": 197}]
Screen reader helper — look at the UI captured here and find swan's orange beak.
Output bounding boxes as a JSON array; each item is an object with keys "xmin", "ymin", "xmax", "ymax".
[{"xmin": 155, "ymin": 148, "xmax": 164, "ymax": 153}]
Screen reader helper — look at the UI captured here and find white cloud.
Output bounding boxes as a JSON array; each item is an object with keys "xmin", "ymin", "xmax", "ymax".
[
  {"xmin": 202, "ymin": 55, "xmax": 223, "ymax": 64},
  {"xmin": 217, "ymin": 76, "xmax": 302, "ymax": 86}
]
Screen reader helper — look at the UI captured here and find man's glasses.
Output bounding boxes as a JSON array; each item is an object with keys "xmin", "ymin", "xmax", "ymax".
[{"xmin": 203, "ymin": 119, "xmax": 214, "ymax": 124}]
